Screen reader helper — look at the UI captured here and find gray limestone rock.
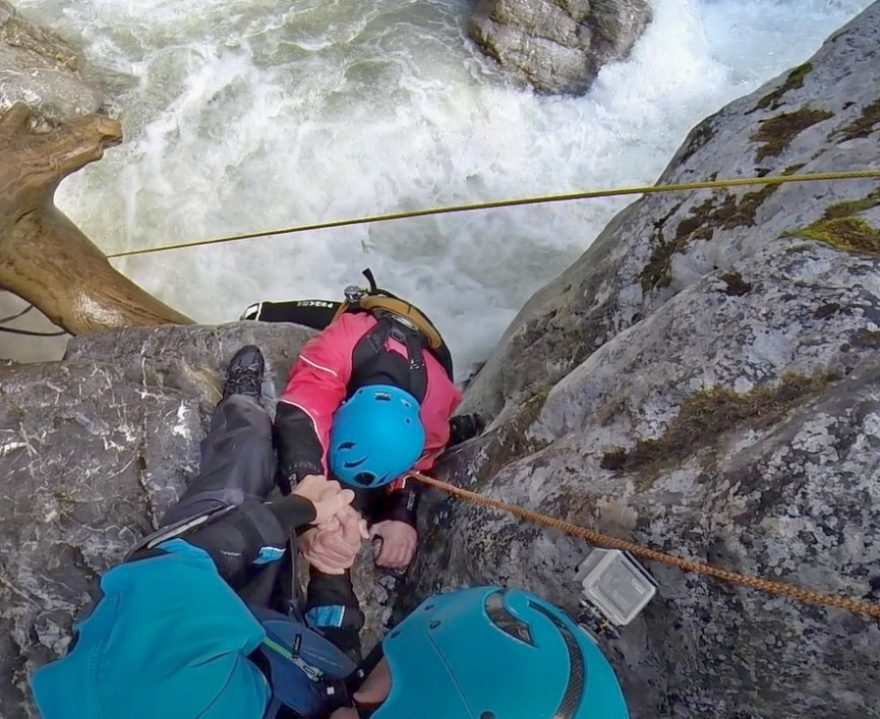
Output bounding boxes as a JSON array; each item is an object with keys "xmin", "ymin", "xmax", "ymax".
[
  {"xmin": 0, "ymin": 322, "xmax": 396, "ymax": 718},
  {"xmin": 413, "ymin": 238, "xmax": 880, "ymax": 717},
  {"xmin": 0, "ymin": 1, "xmax": 101, "ymax": 120},
  {"xmin": 470, "ymin": 0, "xmax": 652, "ymax": 94},
  {"xmin": 406, "ymin": 3, "xmax": 880, "ymax": 718},
  {"xmin": 416, "ymin": 352, "xmax": 880, "ymax": 718},
  {"xmin": 463, "ymin": 1, "xmax": 880, "ymax": 423},
  {"xmin": 64, "ymin": 321, "xmax": 317, "ymax": 406},
  {"xmin": 0, "ymin": 358, "xmax": 202, "ymax": 718}
]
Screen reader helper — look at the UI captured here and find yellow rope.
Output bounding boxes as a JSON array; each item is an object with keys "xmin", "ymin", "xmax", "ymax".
[
  {"xmin": 100, "ymin": 162, "xmax": 880, "ymax": 618},
  {"xmin": 408, "ymin": 472, "xmax": 880, "ymax": 621},
  {"xmin": 105, "ymin": 168, "xmax": 880, "ymax": 259}
]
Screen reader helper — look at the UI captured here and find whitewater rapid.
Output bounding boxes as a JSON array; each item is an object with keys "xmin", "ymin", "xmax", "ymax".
[{"xmin": 9, "ymin": 0, "xmax": 875, "ymax": 371}]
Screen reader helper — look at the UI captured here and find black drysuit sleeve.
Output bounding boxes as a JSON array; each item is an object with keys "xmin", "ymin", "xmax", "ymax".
[
  {"xmin": 275, "ymin": 402, "xmax": 325, "ymax": 486},
  {"xmin": 132, "ymin": 496, "xmax": 316, "ymax": 586}
]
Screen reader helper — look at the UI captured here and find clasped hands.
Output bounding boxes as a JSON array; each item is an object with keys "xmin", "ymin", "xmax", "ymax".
[{"xmin": 293, "ymin": 474, "xmax": 417, "ymax": 575}]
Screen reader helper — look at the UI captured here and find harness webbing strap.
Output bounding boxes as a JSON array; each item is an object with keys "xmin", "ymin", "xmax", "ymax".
[{"xmin": 351, "ymin": 316, "xmax": 429, "ymax": 402}]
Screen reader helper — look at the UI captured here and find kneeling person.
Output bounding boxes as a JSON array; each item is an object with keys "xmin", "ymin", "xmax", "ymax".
[{"xmin": 269, "ymin": 273, "xmax": 482, "ymax": 653}]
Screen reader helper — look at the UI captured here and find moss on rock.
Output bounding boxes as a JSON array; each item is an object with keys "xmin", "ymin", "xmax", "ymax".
[
  {"xmin": 751, "ymin": 63, "xmax": 813, "ymax": 113},
  {"xmin": 835, "ymin": 97, "xmax": 880, "ymax": 142},
  {"xmin": 601, "ymin": 371, "xmax": 839, "ymax": 487},
  {"xmin": 472, "ymin": 388, "xmax": 552, "ymax": 486},
  {"xmin": 851, "ymin": 328, "xmax": 880, "ymax": 349},
  {"xmin": 821, "ymin": 188, "xmax": 880, "ymax": 221},
  {"xmin": 640, "ymin": 185, "xmax": 780, "ymax": 290},
  {"xmin": 752, "ymin": 108, "xmax": 833, "ymax": 161},
  {"xmin": 678, "ymin": 118, "xmax": 717, "ymax": 163},
  {"xmin": 793, "ymin": 217, "xmax": 880, "ymax": 254}
]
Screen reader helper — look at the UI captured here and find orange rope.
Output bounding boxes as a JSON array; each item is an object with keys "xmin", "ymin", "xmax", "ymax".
[{"xmin": 409, "ymin": 472, "xmax": 880, "ymax": 620}]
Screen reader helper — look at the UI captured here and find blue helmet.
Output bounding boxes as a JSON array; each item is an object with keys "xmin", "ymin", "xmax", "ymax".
[
  {"xmin": 328, "ymin": 384, "xmax": 425, "ymax": 489},
  {"xmin": 374, "ymin": 586, "xmax": 629, "ymax": 719}
]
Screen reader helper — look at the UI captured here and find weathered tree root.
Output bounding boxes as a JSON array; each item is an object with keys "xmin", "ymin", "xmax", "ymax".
[{"xmin": 0, "ymin": 103, "xmax": 192, "ymax": 334}]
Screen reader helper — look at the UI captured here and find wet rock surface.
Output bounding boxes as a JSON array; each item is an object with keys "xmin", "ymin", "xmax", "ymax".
[
  {"xmin": 0, "ymin": 322, "xmax": 395, "ymax": 718},
  {"xmin": 469, "ymin": 0, "xmax": 652, "ymax": 94},
  {"xmin": 0, "ymin": 1, "xmax": 101, "ymax": 120},
  {"xmin": 412, "ymin": 4, "xmax": 880, "ymax": 718}
]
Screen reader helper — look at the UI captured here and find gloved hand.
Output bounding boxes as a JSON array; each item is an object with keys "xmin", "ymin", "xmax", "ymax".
[
  {"xmin": 448, "ymin": 413, "xmax": 485, "ymax": 446},
  {"xmin": 299, "ymin": 506, "xmax": 368, "ymax": 575},
  {"xmin": 370, "ymin": 520, "xmax": 418, "ymax": 570}
]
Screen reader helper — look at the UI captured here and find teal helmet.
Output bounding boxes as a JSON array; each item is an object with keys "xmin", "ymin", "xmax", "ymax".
[
  {"xmin": 329, "ymin": 384, "xmax": 425, "ymax": 489},
  {"xmin": 374, "ymin": 586, "xmax": 628, "ymax": 719}
]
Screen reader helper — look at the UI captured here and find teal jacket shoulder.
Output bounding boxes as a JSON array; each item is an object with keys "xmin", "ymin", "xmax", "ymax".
[{"xmin": 32, "ymin": 540, "xmax": 270, "ymax": 719}]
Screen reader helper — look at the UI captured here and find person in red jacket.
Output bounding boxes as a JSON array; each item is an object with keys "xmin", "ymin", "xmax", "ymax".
[{"xmin": 268, "ymin": 277, "xmax": 482, "ymax": 655}]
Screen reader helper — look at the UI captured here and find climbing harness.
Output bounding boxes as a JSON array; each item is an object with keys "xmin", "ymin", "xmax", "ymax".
[
  {"xmin": 104, "ymin": 168, "xmax": 880, "ymax": 259},
  {"xmin": 408, "ymin": 472, "xmax": 880, "ymax": 621},
  {"xmin": 336, "ymin": 269, "xmax": 444, "ymax": 351},
  {"xmin": 339, "ymin": 269, "xmax": 454, "ymax": 394},
  {"xmin": 245, "ymin": 269, "xmax": 455, "ymax": 390},
  {"xmin": 251, "ymin": 605, "xmax": 357, "ymax": 719}
]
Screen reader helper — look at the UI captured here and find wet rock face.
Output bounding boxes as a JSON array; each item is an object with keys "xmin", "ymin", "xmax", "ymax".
[
  {"xmin": 407, "ymin": 3, "xmax": 880, "ymax": 718},
  {"xmin": 0, "ymin": 322, "xmax": 401, "ymax": 718},
  {"xmin": 0, "ymin": 360, "xmax": 201, "ymax": 718},
  {"xmin": 469, "ymin": 0, "xmax": 652, "ymax": 94},
  {"xmin": 0, "ymin": 1, "xmax": 101, "ymax": 119},
  {"xmin": 413, "ymin": 247, "xmax": 880, "ymax": 717},
  {"xmin": 463, "ymin": 1, "xmax": 880, "ymax": 422}
]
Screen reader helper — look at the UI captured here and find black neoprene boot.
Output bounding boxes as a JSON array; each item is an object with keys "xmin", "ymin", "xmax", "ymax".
[{"xmin": 222, "ymin": 345, "xmax": 265, "ymax": 401}]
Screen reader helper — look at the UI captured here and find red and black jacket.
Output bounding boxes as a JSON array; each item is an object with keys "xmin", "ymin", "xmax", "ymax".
[{"xmin": 275, "ymin": 312, "xmax": 462, "ymax": 527}]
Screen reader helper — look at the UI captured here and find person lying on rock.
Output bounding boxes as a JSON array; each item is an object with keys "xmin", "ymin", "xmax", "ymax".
[
  {"xmin": 245, "ymin": 270, "xmax": 483, "ymax": 657},
  {"xmin": 30, "ymin": 346, "xmax": 629, "ymax": 719}
]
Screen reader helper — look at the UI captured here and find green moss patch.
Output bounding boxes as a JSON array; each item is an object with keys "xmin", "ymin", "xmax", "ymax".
[
  {"xmin": 821, "ymin": 188, "xmax": 880, "ymax": 220},
  {"xmin": 851, "ymin": 329, "xmax": 880, "ymax": 349},
  {"xmin": 678, "ymin": 118, "xmax": 716, "ymax": 164},
  {"xmin": 721, "ymin": 184, "xmax": 781, "ymax": 229},
  {"xmin": 836, "ymin": 97, "xmax": 880, "ymax": 142},
  {"xmin": 601, "ymin": 372, "xmax": 839, "ymax": 488},
  {"xmin": 792, "ymin": 217, "xmax": 880, "ymax": 254},
  {"xmin": 785, "ymin": 185, "xmax": 880, "ymax": 254},
  {"xmin": 813, "ymin": 302, "xmax": 841, "ymax": 319},
  {"xmin": 750, "ymin": 63, "xmax": 813, "ymax": 113},
  {"xmin": 640, "ymin": 184, "xmax": 779, "ymax": 290},
  {"xmin": 752, "ymin": 108, "xmax": 833, "ymax": 161}
]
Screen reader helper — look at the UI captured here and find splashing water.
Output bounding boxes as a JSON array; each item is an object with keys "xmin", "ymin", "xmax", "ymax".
[{"xmin": 9, "ymin": 0, "xmax": 875, "ymax": 371}]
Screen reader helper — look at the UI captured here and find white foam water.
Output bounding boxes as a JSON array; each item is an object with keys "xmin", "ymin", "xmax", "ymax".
[{"xmin": 7, "ymin": 0, "xmax": 874, "ymax": 370}]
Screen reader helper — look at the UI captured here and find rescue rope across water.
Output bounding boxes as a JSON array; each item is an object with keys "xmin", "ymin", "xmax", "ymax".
[
  {"xmin": 99, "ymin": 163, "xmax": 880, "ymax": 619},
  {"xmin": 105, "ymin": 168, "xmax": 880, "ymax": 259},
  {"xmin": 409, "ymin": 472, "xmax": 880, "ymax": 621}
]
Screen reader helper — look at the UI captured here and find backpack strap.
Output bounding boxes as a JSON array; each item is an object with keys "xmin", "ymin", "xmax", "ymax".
[
  {"xmin": 399, "ymin": 318, "xmax": 428, "ymax": 403},
  {"xmin": 251, "ymin": 607, "xmax": 357, "ymax": 719},
  {"xmin": 335, "ymin": 269, "xmax": 454, "ymax": 382},
  {"xmin": 350, "ymin": 315, "xmax": 428, "ymax": 403}
]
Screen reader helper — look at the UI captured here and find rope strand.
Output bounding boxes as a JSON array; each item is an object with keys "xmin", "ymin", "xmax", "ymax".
[
  {"xmin": 106, "ymin": 168, "xmax": 880, "ymax": 259},
  {"xmin": 0, "ymin": 303, "xmax": 34, "ymax": 324},
  {"xmin": 409, "ymin": 472, "xmax": 880, "ymax": 620},
  {"xmin": 0, "ymin": 326, "xmax": 67, "ymax": 337}
]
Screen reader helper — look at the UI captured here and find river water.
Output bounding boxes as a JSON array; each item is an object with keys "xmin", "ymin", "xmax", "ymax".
[{"xmin": 9, "ymin": 0, "xmax": 874, "ymax": 370}]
